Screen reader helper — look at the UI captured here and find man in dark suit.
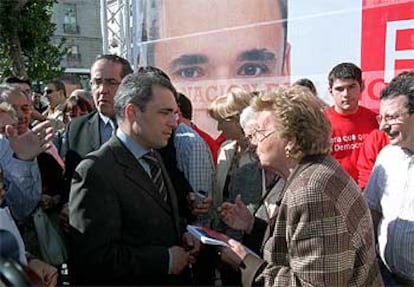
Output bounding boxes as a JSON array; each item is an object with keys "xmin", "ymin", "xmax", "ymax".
[
  {"xmin": 69, "ymin": 72, "xmax": 199, "ymax": 285},
  {"xmin": 62, "ymin": 55, "xmax": 133, "ymax": 202}
]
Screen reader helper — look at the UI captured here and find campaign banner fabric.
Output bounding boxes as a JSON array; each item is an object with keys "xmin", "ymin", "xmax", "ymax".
[{"xmin": 134, "ymin": 0, "xmax": 414, "ymax": 136}]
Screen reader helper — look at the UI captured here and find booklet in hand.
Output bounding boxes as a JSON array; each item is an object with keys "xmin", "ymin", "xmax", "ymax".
[{"xmin": 187, "ymin": 225, "xmax": 230, "ymax": 247}]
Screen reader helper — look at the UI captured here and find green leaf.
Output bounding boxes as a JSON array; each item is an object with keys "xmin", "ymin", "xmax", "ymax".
[{"xmin": 0, "ymin": 0, "xmax": 66, "ymax": 81}]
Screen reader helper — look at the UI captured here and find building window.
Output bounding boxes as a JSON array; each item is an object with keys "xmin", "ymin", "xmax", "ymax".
[
  {"xmin": 63, "ymin": 4, "xmax": 79, "ymax": 34},
  {"xmin": 66, "ymin": 45, "xmax": 81, "ymax": 66}
]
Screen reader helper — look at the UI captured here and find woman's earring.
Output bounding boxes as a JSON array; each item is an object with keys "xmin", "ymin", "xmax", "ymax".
[
  {"xmin": 285, "ymin": 140, "xmax": 296, "ymax": 159},
  {"xmin": 285, "ymin": 146, "xmax": 292, "ymax": 158}
]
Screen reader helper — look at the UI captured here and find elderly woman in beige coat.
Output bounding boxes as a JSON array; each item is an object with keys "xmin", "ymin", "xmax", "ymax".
[{"xmin": 218, "ymin": 86, "xmax": 383, "ymax": 286}]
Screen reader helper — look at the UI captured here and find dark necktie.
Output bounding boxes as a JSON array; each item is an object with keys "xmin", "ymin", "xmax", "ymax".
[
  {"xmin": 143, "ymin": 152, "xmax": 168, "ymax": 202},
  {"xmin": 110, "ymin": 117, "xmax": 118, "ymax": 130},
  {"xmin": 101, "ymin": 121, "xmax": 113, "ymax": 144}
]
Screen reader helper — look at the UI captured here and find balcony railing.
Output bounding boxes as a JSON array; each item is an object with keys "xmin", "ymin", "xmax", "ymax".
[
  {"xmin": 66, "ymin": 53, "xmax": 81, "ymax": 67},
  {"xmin": 63, "ymin": 24, "xmax": 79, "ymax": 34}
]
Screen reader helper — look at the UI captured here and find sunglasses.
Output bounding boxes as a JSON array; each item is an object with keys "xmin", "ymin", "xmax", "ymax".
[{"xmin": 44, "ymin": 89, "xmax": 56, "ymax": 95}]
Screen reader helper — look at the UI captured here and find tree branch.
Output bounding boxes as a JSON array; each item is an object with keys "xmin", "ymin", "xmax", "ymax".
[{"xmin": 14, "ymin": 0, "xmax": 30, "ymax": 11}]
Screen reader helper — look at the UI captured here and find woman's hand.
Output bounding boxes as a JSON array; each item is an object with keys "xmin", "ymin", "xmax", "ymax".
[
  {"xmin": 218, "ymin": 194, "xmax": 254, "ymax": 233},
  {"xmin": 220, "ymin": 239, "xmax": 249, "ymax": 270}
]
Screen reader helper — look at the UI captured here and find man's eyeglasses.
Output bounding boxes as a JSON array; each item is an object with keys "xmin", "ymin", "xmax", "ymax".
[
  {"xmin": 90, "ymin": 78, "xmax": 121, "ymax": 89},
  {"xmin": 248, "ymin": 129, "xmax": 276, "ymax": 143},
  {"xmin": 376, "ymin": 111, "xmax": 413, "ymax": 125}
]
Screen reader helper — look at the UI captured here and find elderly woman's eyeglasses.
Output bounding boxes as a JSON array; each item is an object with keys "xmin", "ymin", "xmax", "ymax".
[
  {"xmin": 248, "ymin": 129, "xmax": 276, "ymax": 143},
  {"xmin": 376, "ymin": 111, "xmax": 413, "ymax": 125}
]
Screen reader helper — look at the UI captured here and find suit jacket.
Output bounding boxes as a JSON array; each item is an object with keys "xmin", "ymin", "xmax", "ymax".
[
  {"xmin": 63, "ymin": 112, "xmax": 194, "ymax": 224},
  {"xmin": 63, "ymin": 112, "xmax": 102, "ymax": 203},
  {"xmin": 69, "ymin": 135, "xmax": 186, "ymax": 285},
  {"xmin": 241, "ymin": 155, "xmax": 383, "ymax": 287}
]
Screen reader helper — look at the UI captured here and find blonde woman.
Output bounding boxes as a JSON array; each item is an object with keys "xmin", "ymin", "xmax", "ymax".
[{"xmin": 208, "ymin": 88, "xmax": 255, "ymax": 210}]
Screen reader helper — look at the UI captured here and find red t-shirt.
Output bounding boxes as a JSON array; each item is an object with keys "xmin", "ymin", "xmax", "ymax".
[
  {"xmin": 356, "ymin": 129, "xmax": 389, "ymax": 189},
  {"xmin": 325, "ymin": 106, "xmax": 378, "ymax": 181},
  {"xmin": 191, "ymin": 124, "xmax": 219, "ymax": 165},
  {"xmin": 215, "ymin": 132, "xmax": 226, "ymax": 148}
]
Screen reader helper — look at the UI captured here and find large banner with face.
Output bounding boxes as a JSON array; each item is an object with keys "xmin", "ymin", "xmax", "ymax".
[{"xmin": 134, "ymin": 0, "xmax": 414, "ymax": 137}]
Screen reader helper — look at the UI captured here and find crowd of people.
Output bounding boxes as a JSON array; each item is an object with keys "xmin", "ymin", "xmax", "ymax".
[{"xmin": 0, "ymin": 54, "xmax": 413, "ymax": 287}]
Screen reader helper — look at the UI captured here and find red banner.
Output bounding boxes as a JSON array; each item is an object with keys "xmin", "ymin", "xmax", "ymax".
[{"xmin": 361, "ymin": 0, "xmax": 414, "ymax": 112}]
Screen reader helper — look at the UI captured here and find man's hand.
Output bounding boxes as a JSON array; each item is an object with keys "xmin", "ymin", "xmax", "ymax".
[
  {"xmin": 40, "ymin": 194, "xmax": 60, "ymax": 210},
  {"xmin": 187, "ymin": 192, "xmax": 212, "ymax": 216},
  {"xmin": 182, "ymin": 232, "xmax": 201, "ymax": 263},
  {"xmin": 31, "ymin": 110, "xmax": 47, "ymax": 122},
  {"xmin": 6, "ymin": 120, "xmax": 54, "ymax": 160},
  {"xmin": 40, "ymin": 194, "xmax": 52, "ymax": 210},
  {"xmin": 168, "ymin": 246, "xmax": 191, "ymax": 275},
  {"xmin": 27, "ymin": 258, "xmax": 58, "ymax": 287},
  {"xmin": 59, "ymin": 205, "xmax": 70, "ymax": 233},
  {"xmin": 218, "ymin": 194, "xmax": 254, "ymax": 233}
]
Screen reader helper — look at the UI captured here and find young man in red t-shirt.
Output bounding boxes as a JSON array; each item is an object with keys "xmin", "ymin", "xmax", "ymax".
[{"xmin": 325, "ymin": 63, "xmax": 378, "ymax": 181}]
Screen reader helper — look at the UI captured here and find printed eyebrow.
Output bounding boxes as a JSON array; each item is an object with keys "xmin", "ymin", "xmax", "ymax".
[
  {"xmin": 159, "ymin": 108, "xmax": 175, "ymax": 112},
  {"xmin": 237, "ymin": 49, "xmax": 276, "ymax": 61},
  {"xmin": 92, "ymin": 77, "xmax": 117, "ymax": 81},
  {"xmin": 170, "ymin": 54, "xmax": 208, "ymax": 68}
]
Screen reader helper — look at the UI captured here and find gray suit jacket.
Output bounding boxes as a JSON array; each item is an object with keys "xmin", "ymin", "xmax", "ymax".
[{"xmin": 69, "ymin": 135, "xmax": 186, "ymax": 285}]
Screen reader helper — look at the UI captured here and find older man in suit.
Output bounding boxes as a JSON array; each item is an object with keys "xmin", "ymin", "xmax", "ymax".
[
  {"xmin": 69, "ymin": 72, "xmax": 199, "ymax": 285},
  {"xmin": 62, "ymin": 55, "xmax": 133, "ymax": 198}
]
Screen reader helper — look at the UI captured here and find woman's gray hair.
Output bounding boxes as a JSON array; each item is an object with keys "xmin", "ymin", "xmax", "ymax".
[
  {"xmin": 252, "ymin": 86, "xmax": 332, "ymax": 160},
  {"xmin": 239, "ymin": 106, "xmax": 257, "ymax": 130}
]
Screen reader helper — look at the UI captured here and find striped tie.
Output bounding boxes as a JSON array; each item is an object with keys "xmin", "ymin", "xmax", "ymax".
[{"xmin": 143, "ymin": 152, "xmax": 168, "ymax": 202}]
